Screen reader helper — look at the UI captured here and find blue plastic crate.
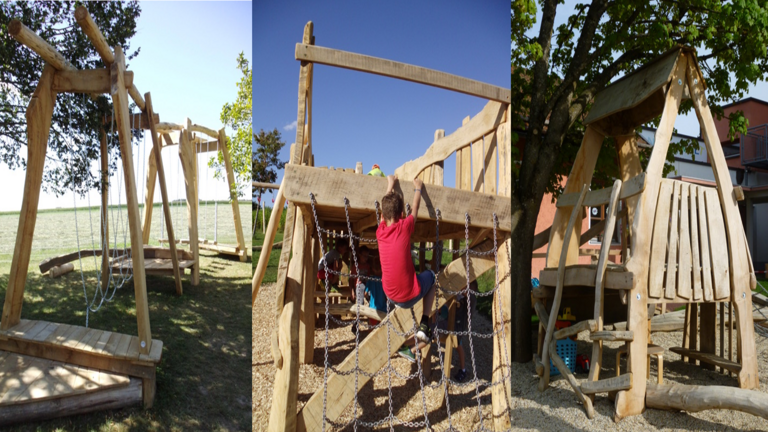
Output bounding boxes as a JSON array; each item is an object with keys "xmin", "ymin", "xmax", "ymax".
[{"xmin": 549, "ymin": 338, "xmax": 577, "ymax": 376}]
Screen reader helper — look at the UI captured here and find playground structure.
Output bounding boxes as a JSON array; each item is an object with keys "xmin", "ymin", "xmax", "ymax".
[
  {"xmin": 252, "ymin": 22, "xmax": 512, "ymax": 431},
  {"xmin": 533, "ymin": 46, "xmax": 766, "ymax": 421},
  {"xmin": 0, "ymin": 7, "xmax": 237, "ymax": 423}
]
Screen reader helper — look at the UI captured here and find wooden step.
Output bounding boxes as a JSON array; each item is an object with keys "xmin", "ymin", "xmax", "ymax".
[
  {"xmin": 581, "ymin": 373, "xmax": 633, "ymax": 395},
  {"xmin": 539, "ymin": 264, "xmax": 633, "ymax": 290},
  {"xmin": 590, "ymin": 331, "xmax": 633, "ymax": 342},
  {"xmin": 554, "ymin": 319, "xmax": 596, "ymax": 340},
  {"xmin": 669, "ymin": 348, "xmax": 741, "ymax": 373}
]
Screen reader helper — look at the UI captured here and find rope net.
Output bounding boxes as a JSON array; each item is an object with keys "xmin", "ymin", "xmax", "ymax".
[{"xmin": 308, "ymin": 193, "xmax": 513, "ymax": 431}]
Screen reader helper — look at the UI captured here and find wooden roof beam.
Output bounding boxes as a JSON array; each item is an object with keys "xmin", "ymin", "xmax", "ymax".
[
  {"xmin": 295, "ymin": 43, "xmax": 511, "ymax": 103},
  {"xmin": 283, "ymin": 164, "xmax": 513, "ymax": 232}
]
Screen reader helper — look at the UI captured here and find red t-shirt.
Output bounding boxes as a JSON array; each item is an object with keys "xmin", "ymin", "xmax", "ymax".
[{"xmin": 376, "ymin": 215, "xmax": 419, "ymax": 303}]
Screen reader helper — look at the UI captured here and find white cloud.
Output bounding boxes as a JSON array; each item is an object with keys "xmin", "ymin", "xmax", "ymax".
[{"xmin": 283, "ymin": 120, "xmax": 298, "ymax": 131}]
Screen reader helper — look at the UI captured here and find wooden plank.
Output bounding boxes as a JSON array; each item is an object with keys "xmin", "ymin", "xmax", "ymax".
[
  {"xmin": 677, "ymin": 183, "xmax": 693, "ymax": 300},
  {"xmin": 557, "ymin": 172, "xmax": 646, "ymax": 208},
  {"xmin": 219, "ymin": 129, "xmax": 247, "ymax": 262},
  {"xmin": 581, "ymin": 373, "xmax": 633, "ymax": 395},
  {"xmin": 299, "ymin": 210, "xmax": 315, "ymax": 364},
  {"xmin": 649, "ymin": 181, "xmax": 673, "ymax": 299},
  {"xmin": 315, "ymin": 303, "xmax": 388, "ymax": 321},
  {"xmin": 688, "ymin": 185, "xmax": 703, "ymax": 301},
  {"xmin": 687, "ymin": 59, "xmax": 757, "ymax": 389},
  {"xmin": 283, "ymin": 164, "xmax": 512, "ymax": 232},
  {"xmin": 538, "ymin": 266, "xmax": 632, "ymax": 290},
  {"xmin": 669, "ymin": 347, "xmax": 741, "ymax": 373},
  {"xmin": 113, "ymin": 334, "xmax": 133, "ymax": 359},
  {"xmin": 295, "ymin": 43, "xmax": 511, "ymax": 103},
  {"xmin": 590, "ymin": 331, "xmax": 634, "ymax": 341},
  {"xmin": 704, "ymin": 188, "xmax": 730, "ymax": 300},
  {"xmin": 1, "ymin": 65, "xmax": 56, "ymax": 330},
  {"xmin": 697, "ymin": 187, "xmax": 714, "ymax": 301},
  {"xmin": 111, "ymin": 46, "xmax": 151, "ymax": 355},
  {"xmin": 483, "ymin": 130, "xmax": 497, "ymax": 195},
  {"xmin": 554, "ymin": 319, "xmax": 596, "ymax": 340},
  {"xmin": 662, "ymin": 181, "xmax": 680, "ymax": 299},
  {"xmin": 472, "ymin": 138, "xmax": 484, "ymax": 192},
  {"xmin": 52, "ymin": 69, "xmax": 133, "ymax": 93}
]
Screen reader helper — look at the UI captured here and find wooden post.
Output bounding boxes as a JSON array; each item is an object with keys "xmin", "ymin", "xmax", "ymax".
[
  {"xmin": 145, "ymin": 93, "xmax": 182, "ymax": 295},
  {"xmin": 252, "ymin": 181, "xmax": 286, "ymax": 304},
  {"xmin": 0, "ymin": 64, "xmax": 56, "ymax": 330},
  {"xmin": 269, "ymin": 206, "xmax": 309, "ymax": 432},
  {"xmin": 111, "ymin": 46, "xmax": 151, "ymax": 354},
  {"xmin": 141, "ymin": 148, "xmax": 158, "ymax": 244},
  {"xmin": 492, "ymin": 237, "xmax": 513, "ymax": 430},
  {"xmin": 179, "ymin": 122, "xmax": 200, "ymax": 285},
  {"xmin": 299, "ymin": 211, "xmax": 316, "ymax": 364},
  {"xmin": 219, "ymin": 129, "xmax": 247, "ymax": 262},
  {"xmin": 100, "ymin": 128, "xmax": 110, "ymax": 292}
]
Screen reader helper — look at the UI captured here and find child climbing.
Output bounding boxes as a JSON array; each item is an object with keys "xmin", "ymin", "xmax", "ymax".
[
  {"xmin": 350, "ymin": 246, "xmax": 372, "ymax": 304},
  {"xmin": 376, "ymin": 175, "xmax": 436, "ymax": 362},
  {"xmin": 317, "ymin": 240, "xmax": 348, "ymax": 288}
]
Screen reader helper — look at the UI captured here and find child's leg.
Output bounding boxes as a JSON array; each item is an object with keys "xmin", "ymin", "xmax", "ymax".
[{"xmin": 422, "ymin": 283, "xmax": 436, "ymax": 319}]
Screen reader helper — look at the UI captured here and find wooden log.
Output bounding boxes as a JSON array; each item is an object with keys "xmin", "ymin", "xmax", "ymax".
[
  {"xmin": 283, "ymin": 164, "xmax": 513, "ymax": 232},
  {"xmin": 219, "ymin": 129, "xmax": 247, "ymax": 262},
  {"xmin": 646, "ymin": 382, "xmax": 768, "ymax": 420},
  {"xmin": 492, "ymin": 237, "xmax": 513, "ymax": 431},
  {"xmin": 74, "ymin": 6, "xmax": 114, "ymax": 64},
  {"xmin": 254, "ymin": 241, "xmax": 283, "ymax": 252},
  {"xmin": 48, "ymin": 263, "xmax": 74, "ymax": 278},
  {"xmin": 296, "ymin": 43, "xmax": 511, "ymax": 103},
  {"xmin": 145, "ymin": 93, "xmax": 182, "ymax": 295},
  {"xmin": 554, "ymin": 319, "xmax": 596, "ymax": 340},
  {"xmin": 141, "ymin": 148, "xmax": 158, "ymax": 244},
  {"xmin": 580, "ymin": 373, "xmax": 632, "ymax": 395},
  {"xmin": 178, "ymin": 125, "xmax": 200, "ymax": 286},
  {"xmin": 669, "ymin": 347, "xmax": 741, "ymax": 373},
  {"xmin": 156, "ymin": 122, "xmax": 183, "ymax": 131},
  {"xmin": 557, "ymin": 173, "xmax": 645, "ymax": 208},
  {"xmin": 396, "ymin": 101, "xmax": 504, "ymax": 182},
  {"xmin": 110, "ymin": 47, "xmax": 151, "ymax": 354},
  {"xmin": 299, "ymin": 209, "xmax": 315, "ymax": 364},
  {"xmin": 100, "ymin": 128, "xmax": 110, "ymax": 292},
  {"xmin": 252, "ymin": 181, "xmax": 286, "ymax": 304},
  {"xmin": 1, "ymin": 64, "xmax": 56, "ymax": 330},
  {"xmin": 127, "ymin": 84, "xmax": 145, "ymax": 111},
  {"xmin": 190, "ymin": 123, "xmax": 219, "ymax": 139},
  {"xmin": 252, "ymin": 182, "xmax": 281, "ymax": 190},
  {"xmin": 590, "ymin": 331, "xmax": 633, "ymax": 342},
  {"xmin": 8, "ymin": 20, "xmax": 75, "ymax": 71},
  {"xmin": 52, "ymin": 69, "xmax": 133, "ymax": 93}
]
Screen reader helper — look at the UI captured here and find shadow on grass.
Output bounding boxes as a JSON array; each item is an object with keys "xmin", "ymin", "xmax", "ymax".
[{"xmin": 1, "ymin": 251, "xmax": 251, "ymax": 432}]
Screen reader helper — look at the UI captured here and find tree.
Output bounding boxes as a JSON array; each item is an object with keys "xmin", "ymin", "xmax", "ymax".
[
  {"xmin": 0, "ymin": 1, "xmax": 141, "ymax": 196},
  {"xmin": 509, "ymin": 0, "xmax": 768, "ymax": 362},
  {"xmin": 252, "ymin": 128, "xmax": 286, "ymax": 206},
  {"xmin": 216, "ymin": 51, "xmax": 252, "ymax": 198}
]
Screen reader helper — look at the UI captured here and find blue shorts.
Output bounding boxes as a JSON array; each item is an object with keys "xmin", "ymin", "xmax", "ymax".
[{"xmin": 394, "ymin": 271, "xmax": 435, "ymax": 309}]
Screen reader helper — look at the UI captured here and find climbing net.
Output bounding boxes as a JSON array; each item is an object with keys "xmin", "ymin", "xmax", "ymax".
[{"xmin": 309, "ymin": 193, "xmax": 513, "ymax": 431}]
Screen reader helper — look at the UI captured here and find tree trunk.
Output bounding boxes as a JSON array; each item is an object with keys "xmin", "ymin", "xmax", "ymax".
[{"xmin": 508, "ymin": 202, "xmax": 538, "ymax": 362}]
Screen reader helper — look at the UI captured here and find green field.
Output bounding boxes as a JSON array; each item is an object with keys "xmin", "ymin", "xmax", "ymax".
[{"xmin": 1, "ymin": 202, "xmax": 252, "ymax": 432}]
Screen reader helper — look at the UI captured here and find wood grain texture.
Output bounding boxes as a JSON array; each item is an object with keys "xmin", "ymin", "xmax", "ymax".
[
  {"xmin": 52, "ymin": 69, "xmax": 132, "ymax": 93},
  {"xmin": 296, "ymin": 43, "xmax": 511, "ymax": 103},
  {"xmin": 649, "ymin": 181, "xmax": 673, "ymax": 299},
  {"xmin": 646, "ymin": 382, "xmax": 768, "ymax": 420}
]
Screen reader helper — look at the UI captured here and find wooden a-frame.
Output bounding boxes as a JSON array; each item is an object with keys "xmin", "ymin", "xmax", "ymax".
[{"xmin": 534, "ymin": 47, "xmax": 760, "ymax": 421}]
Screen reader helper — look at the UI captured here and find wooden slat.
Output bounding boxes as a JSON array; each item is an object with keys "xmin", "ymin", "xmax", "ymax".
[
  {"xmin": 590, "ymin": 331, "xmax": 633, "ymax": 342},
  {"xmin": 556, "ymin": 172, "xmax": 646, "ymax": 208},
  {"xmin": 689, "ymin": 185, "xmax": 703, "ymax": 301},
  {"xmin": 295, "ymin": 43, "xmax": 511, "ymax": 103},
  {"xmin": 113, "ymin": 334, "xmax": 133, "ymax": 359},
  {"xmin": 649, "ymin": 181, "xmax": 673, "ymax": 298},
  {"xmin": 704, "ymin": 188, "xmax": 730, "ymax": 299},
  {"xmin": 554, "ymin": 319, "xmax": 596, "ymax": 340},
  {"xmin": 581, "ymin": 373, "xmax": 633, "ymax": 395},
  {"xmin": 677, "ymin": 183, "xmax": 693, "ymax": 300},
  {"xmin": 539, "ymin": 265, "xmax": 632, "ymax": 290},
  {"xmin": 663, "ymin": 181, "xmax": 681, "ymax": 299},
  {"xmin": 697, "ymin": 188, "xmax": 714, "ymax": 301},
  {"xmin": 669, "ymin": 347, "xmax": 741, "ymax": 373}
]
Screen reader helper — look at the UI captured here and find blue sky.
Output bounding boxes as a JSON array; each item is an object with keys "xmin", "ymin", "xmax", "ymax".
[
  {"xmin": 1, "ymin": 1, "xmax": 252, "ymax": 211},
  {"xmin": 253, "ymin": 0, "xmax": 509, "ymax": 202}
]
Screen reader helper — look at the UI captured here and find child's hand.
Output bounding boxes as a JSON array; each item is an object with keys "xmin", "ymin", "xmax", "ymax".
[
  {"xmin": 413, "ymin": 178, "xmax": 423, "ymax": 190},
  {"xmin": 386, "ymin": 175, "xmax": 397, "ymax": 193}
]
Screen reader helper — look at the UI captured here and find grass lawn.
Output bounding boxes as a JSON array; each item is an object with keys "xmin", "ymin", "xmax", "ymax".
[
  {"xmin": 252, "ymin": 208, "xmax": 284, "ymax": 285},
  {"xmin": 1, "ymin": 203, "xmax": 252, "ymax": 431}
]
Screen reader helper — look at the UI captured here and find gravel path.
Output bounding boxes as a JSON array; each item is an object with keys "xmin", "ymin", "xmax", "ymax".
[{"xmin": 254, "ymin": 282, "xmax": 768, "ymax": 431}]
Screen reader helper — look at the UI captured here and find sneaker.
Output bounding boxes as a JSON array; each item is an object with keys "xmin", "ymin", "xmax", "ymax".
[
  {"xmin": 397, "ymin": 346, "xmax": 416, "ymax": 363},
  {"xmin": 453, "ymin": 369, "xmax": 467, "ymax": 382},
  {"xmin": 415, "ymin": 322, "xmax": 431, "ymax": 343}
]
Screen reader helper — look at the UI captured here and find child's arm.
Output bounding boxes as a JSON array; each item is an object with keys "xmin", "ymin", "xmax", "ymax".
[
  {"xmin": 386, "ymin": 174, "xmax": 397, "ymax": 194},
  {"xmin": 411, "ymin": 178, "xmax": 423, "ymax": 218}
]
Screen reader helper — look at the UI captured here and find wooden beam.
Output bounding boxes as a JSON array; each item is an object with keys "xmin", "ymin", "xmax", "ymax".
[
  {"xmin": 141, "ymin": 148, "xmax": 158, "ymax": 245},
  {"xmin": 646, "ymin": 382, "xmax": 768, "ymax": 420},
  {"xmin": 252, "ymin": 179, "xmax": 285, "ymax": 304},
  {"xmin": 8, "ymin": 20, "xmax": 76, "ymax": 71},
  {"xmin": 190, "ymin": 124, "xmax": 219, "ymax": 139},
  {"xmin": 156, "ymin": 122, "xmax": 183, "ymax": 131},
  {"xmin": 178, "ymin": 126, "xmax": 200, "ymax": 285},
  {"xmin": 556, "ymin": 173, "xmax": 645, "ymax": 208},
  {"xmin": 52, "ymin": 69, "xmax": 133, "ymax": 93},
  {"xmin": 145, "ymin": 92, "xmax": 183, "ymax": 295},
  {"xmin": 0, "ymin": 64, "xmax": 56, "ymax": 330},
  {"xmin": 395, "ymin": 101, "xmax": 505, "ymax": 181},
  {"xmin": 581, "ymin": 373, "xmax": 633, "ymax": 395},
  {"xmin": 296, "ymin": 43, "xmax": 511, "ymax": 103},
  {"xmin": 283, "ymin": 164, "xmax": 512, "ymax": 231},
  {"xmin": 127, "ymin": 84, "xmax": 145, "ymax": 111},
  {"xmin": 104, "ymin": 112, "xmax": 158, "ymax": 131},
  {"xmin": 253, "ymin": 182, "xmax": 280, "ymax": 190},
  {"xmin": 100, "ymin": 129, "xmax": 110, "ymax": 292},
  {"xmin": 74, "ymin": 6, "xmax": 114, "ymax": 64},
  {"xmin": 219, "ymin": 129, "xmax": 247, "ymax": 262},
  {"xmin": 315, "ymin": 303, "xmax": 388, "ymax": 321},
  {"xmin": 110, "ymin": 46, "xmax": 151, "ymax": 355}
]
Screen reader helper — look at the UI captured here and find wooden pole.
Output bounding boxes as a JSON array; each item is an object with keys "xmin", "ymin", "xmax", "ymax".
[
  {"xmin": 111, "ymin": 46, "xmax": 151, "ymax": 354},
  {"xmin": 178, "ymin": 125, "xmax": 200, "ymax": 285},
  {"xmin": 145, "ymin": 93, "xmax": 183, "ymax": 295},
  {"xmin": 252, "ymin": 181, "xmax": 286, "ymax": 304},
  {"xmin": 646, "ymin": 382, "xmax": 768, "ymax": 420},
  {"xmin": 74, "ymin": 6, "xmax": 114, "ymax": 65},
  {"xmin": 100, "ymin": 128, "xmax": 110, "ymax": 292},
  {"xmin": 8, "ymin": 20, "xmax": 76, "ymax": 71},
  {"xmin": 0, "ymin": 64, "xmax": 56, "ymax": 330},
  {"xmin": 219, "ymin": 129, "xmax": 247, "ymax": 261},
  {"xmin": 141, "ymin": 149, "xmax": 158, "ymax": 244}
]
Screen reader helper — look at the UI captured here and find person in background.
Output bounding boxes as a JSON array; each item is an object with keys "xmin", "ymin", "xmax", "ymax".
[
  {"xmin": 437, "ymin": 280, "xmax": 477, "ymax": 382},
  {"xmin": 365, "ymin": 250, "xmax": 388, "ymax": 326},
  {"xmin": 317, "ymin": 241, "xmax": 348, "ymax": 288}
]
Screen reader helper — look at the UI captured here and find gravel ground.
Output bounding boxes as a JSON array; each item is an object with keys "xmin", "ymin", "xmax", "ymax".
[{"xmin": 254, "ymin": 281, "xmax": 768, "ymax": 431}]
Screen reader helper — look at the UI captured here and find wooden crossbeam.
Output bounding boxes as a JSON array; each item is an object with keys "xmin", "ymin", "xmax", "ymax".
[
  {"xmin": 296, "ymin": 44, "xmax": 511, "ymax": 103},
  {"xmin": 74, "ymin": 6, "xmax": 114, "ymax": 64},
  {"xmin": 52, "ymin": 69, "xmax": 133, "ymax": 93},
  {"xmin": 283, "ymin": 165, "xmax": 512, "ymax": 232},
  {"xmin": 190, "ymin": 124, "xmax": 219, "ymax": 139}
]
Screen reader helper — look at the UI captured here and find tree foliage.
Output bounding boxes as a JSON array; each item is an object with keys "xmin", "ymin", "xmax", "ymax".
[
  {"xmin": 0, "ymin": 1, "xmax": 141, "ymax": 196},
  {"xmin": 252, "ymin": 128, "xmax": 285, "ymax": 202},
  {"xmin": 215, "ymin": 51, "xmax": 252, "ymax": 198},
  {"xmin": 508, "ymin": 0, "xmax": 768, "ymax": 361}
]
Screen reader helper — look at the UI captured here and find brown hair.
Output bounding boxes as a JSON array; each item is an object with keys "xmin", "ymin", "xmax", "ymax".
[{"xmin": 382, "ymin": 191, "xmax": 404, "ymax": 222}]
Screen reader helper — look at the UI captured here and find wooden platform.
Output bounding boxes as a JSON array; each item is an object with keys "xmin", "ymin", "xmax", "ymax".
[
  {"xmin": 159, "ymin": 238, "xmax": 246, "ymax": 258},
  {"xmin": 0, "ymin": 351, "xmax": 142, "ymax": 425},
  {"xmin": 110, "ymin": 246, "xmax": 195, "ymax": 277}
]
